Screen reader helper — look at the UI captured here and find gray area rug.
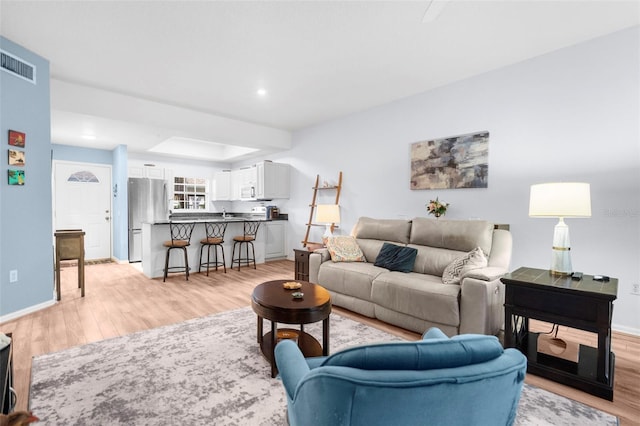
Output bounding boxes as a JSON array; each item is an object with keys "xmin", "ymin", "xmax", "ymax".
[{"xmin": 30, "ymin": 307, "xmax": 618, "ymax": 425}]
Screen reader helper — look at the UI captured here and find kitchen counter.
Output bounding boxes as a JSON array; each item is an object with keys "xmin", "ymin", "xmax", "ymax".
[
  {"xmin": 151, "ymin": 212, "xmax": 288, "ymax": 225},
  {"xmin": 140, "ymin": 215, "xmax": 287, "ymax": 278}
]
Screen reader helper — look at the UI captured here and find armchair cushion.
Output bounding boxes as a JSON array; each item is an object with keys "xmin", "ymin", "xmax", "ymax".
[{"xmin": 320, "ymin": 333, "xmax": 504, "ymax": 371}]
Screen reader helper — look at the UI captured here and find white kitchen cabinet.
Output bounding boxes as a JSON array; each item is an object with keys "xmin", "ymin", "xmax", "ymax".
[
  {"xmin": 230, "ymin": 169, "xmax": 242, "ymax": 200},
  {"xmin": 265, "ymin": 221, "xmax": 286, "ymax": 259},
  {"xmin": 128, "ymin": 166, "xmax": 165, "ymax": 179},
  {"xmin": 238, "ymin": 166, "xmax": 258, "ymax": 200},
  {"xmin": 255, "ymin": 161, "xmax": 290, "ymax": 200},
  {"xmin": 213, "ymin": 171, "xmax": 232, "ymax": 201}
]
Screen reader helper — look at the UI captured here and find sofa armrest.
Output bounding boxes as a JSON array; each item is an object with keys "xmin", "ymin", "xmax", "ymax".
[
  {"xmin": 309, "ymin": 248, "xmax": 330, "ymax": 284},
  {"xmin": 459, "ymin": 275, "xmax": 505, "ymax": 335},
  {"xmin": 462, "ymin": 266, "xmax": 508, "ymax": 282},
  {"xmin": 275, "ymin": 340, "xmax": 311, "ymax": 400}
]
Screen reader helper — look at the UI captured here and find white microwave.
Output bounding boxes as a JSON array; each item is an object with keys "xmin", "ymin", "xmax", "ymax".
[{"xmin": 240, "ymin": 185, "xmax": 255, "ymax": 200}]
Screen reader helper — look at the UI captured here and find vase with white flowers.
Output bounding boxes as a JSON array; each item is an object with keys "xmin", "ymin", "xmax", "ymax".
[{"xmin": 426, "ymin": 197, "xmax": 449, "ymax": 218}]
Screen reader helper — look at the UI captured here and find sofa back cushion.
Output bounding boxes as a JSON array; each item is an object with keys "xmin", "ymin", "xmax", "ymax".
[
  {"xmin": 353, "ymin": 217, "xmax": 412, "ymax": 244},
  {"xmin": 410, "ymin": 218, "xmax": 494, "ymax": 255},
  {"xmin": 321, "ymin": 334, "xmax": 504, "ymax": 371},
  {"xmin": 411, "ymin": 245, "xmax": 466, "ymax": 276}
]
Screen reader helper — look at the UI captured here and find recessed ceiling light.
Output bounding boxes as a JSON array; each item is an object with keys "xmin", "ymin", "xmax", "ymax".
[
  {"xmin": 256, "ymin": 88, "xmax": 267, "ymax": 97},
  {"xmin": 82, "ymin": 134, "xmax": 96, "ymax": 140}
]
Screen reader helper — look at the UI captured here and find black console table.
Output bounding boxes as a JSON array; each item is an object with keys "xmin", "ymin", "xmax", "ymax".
[
  {"xmin": 1, "ymin": 332, "xmax": 14, "ymax": 414},
  {"xmin": 501, "ymin": 267, "xmax": 618, "ymax": 400}
]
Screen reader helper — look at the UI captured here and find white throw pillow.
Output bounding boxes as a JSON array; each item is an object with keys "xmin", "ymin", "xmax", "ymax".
[{"xmin": 442, "ymin": 247, "xmax": 488, "ymax": 285}]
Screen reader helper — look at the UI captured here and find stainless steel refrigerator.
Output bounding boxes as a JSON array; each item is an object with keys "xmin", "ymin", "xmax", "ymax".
[{"xmin": 128, "ymin": 178, "xmax": 169, "ymax": 262}]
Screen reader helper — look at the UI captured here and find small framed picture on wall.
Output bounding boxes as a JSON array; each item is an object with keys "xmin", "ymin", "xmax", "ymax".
[
  {"xmin": 8, "ymin": 130, "xmax": 26, "ymax": 147},
  {"xmin": 8, "ymin": 149, "xmax": 25, "ymax": 166},
  {"xmin": 8, "ymin": 169, "xmax": 25, "ymax": 185}
]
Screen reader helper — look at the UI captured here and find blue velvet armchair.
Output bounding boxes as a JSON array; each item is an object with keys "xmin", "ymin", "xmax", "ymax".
[{"xmin": 274, "ymin": 328, "xmax": 527, "ymax": 426}]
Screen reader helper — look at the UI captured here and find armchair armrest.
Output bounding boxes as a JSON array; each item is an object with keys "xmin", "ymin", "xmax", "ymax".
[
  {"xmin": 309, "ymin": 248, "xmax": 330, "ymax": 283},
  {"xmin": 275, "ymin": 340, "xmax": 311, "ymax": 400}
]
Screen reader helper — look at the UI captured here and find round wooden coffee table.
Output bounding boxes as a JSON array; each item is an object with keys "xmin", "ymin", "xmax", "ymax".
[{"xmin": 251, "ymin": 279, "xmax": 331, "ymax": 377}]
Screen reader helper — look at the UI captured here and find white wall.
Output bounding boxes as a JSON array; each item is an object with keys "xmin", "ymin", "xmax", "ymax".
[{"xmin": 277, "ymin": 27, "xmax": 640, "ymax": 334}]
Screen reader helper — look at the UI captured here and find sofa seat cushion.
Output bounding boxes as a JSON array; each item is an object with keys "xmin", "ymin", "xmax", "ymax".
[
  {"xmin": 318, "ymin": 261, "xmax": 386, "ymax": 301},
  {"xmin": 371, "ymin": 272, "xmax": 461, "ymax": 327}
]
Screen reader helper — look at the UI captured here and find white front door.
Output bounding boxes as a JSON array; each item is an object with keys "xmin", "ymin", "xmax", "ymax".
[{"xmin": 53, "ymin": 161, "xmax": 112, "ymax": 260}]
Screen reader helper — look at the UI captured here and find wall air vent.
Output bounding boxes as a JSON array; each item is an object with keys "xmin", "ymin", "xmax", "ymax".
[{"xmin": 0, "ymin": 49, "xmax": 36, "ymax": 84}]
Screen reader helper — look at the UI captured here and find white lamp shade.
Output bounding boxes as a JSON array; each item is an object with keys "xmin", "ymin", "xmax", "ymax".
[
  {"xmin": 529, "ymin": 183, "xmax": 591, "ymax": 218},
  {"xmin": 316, "ymin": 204, "xmax": 340, "ymax": 224}
]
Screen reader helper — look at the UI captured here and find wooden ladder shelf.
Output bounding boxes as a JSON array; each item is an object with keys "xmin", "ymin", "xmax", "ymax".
[{"xmin": 302, "ymin": 171, "xmax": 343, "ymax": 248}]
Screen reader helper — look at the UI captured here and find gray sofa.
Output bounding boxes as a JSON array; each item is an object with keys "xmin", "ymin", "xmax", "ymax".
[{"xmin": 309, "ymin": 217, "xmax": 512, "ymax": 336}]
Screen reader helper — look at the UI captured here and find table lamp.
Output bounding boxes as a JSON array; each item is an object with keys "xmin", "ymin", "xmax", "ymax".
[
  {"xmin": 315, "ymin": 204, "xmax": 340, "ymax": 239},
  {"xmin": 529, "ymin": 182, "xmax": 591, "ymax": 276}
]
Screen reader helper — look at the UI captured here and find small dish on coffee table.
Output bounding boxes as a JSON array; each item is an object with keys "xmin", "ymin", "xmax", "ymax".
[
  {"xmin": 291, "ymin": 291, "xmax": 304, "ymax": 299},
  {"xmin": 283, "ymin": 281, "xmax": 302, "ymax": 290}
]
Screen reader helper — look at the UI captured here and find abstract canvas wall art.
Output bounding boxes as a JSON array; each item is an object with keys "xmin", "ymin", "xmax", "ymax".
[{"xmin": 410, "ymin": 131, "xmax": 489, "ymax": 190}]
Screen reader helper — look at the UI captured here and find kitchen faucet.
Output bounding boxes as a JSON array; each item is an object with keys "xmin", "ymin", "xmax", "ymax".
[{"xmin": 222, "ymin": 207, "xmax": 226, "ymax": 219}]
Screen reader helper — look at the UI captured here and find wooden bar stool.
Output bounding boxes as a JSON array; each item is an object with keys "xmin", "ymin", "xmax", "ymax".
[
  {"xmin": 231, "ymin": 221, "xmax": 261, "ymax": 270},
  {"xmin": 54, "ymin": 229, "xmax": 85, "ymax": 301},
  {"xmin": 198, "ymin": 222, "xmax": 227, "ymax": 275},
  {"xmin": 163, "ymin": 222, "xmax": 195, "ymax": 282}
]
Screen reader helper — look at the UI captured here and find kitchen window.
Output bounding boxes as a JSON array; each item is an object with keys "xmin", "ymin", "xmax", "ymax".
[{"xmin": 173, "ymin": 176, "xmax": 209, "ymax": 210}]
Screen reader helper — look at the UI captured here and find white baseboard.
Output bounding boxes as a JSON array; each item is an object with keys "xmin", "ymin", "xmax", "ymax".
[
  {"xmin": 612, "ymin": 323, "xmax": 640, "ymax": 337},
  {"xmin": 0, "ymin": 298, "xmax": 56, "ymax": 325}
]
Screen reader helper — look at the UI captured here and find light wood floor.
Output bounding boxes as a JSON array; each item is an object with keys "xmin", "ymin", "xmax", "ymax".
[{"xmin": 1, "ymin": 260, "xmax": 638, "ymax": 424}]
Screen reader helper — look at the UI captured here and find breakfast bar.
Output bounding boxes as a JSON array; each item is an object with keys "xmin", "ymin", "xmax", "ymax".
[{"xmin": 141, "ymin": 217, "xmax": 271, "ymax": 279}]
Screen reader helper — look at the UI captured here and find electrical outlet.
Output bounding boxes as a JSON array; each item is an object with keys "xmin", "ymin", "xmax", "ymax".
[
  {"xmin": 632, "ymin": 283, "xmax": 640, "ymax": 296},
  {"xmin": 9, "ymin": 270, "xmax": 18, "ymax": 283}
]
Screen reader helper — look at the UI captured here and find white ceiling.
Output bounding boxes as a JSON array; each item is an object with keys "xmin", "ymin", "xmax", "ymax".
[{"xmin": 1, "ymin": 1, "xmax": 639, "ymax": 162}]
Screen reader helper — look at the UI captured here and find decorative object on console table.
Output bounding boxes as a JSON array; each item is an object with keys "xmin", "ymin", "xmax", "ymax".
[
  {"xmin": 501, "ymin": 267, "xmax": 617, "ymax": 400},
  {"xmin": 529, "ymin": 182, "xmax": 591, "ymax": 276}
]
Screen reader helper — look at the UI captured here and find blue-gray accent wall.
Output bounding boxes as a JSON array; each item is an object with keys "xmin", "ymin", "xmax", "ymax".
[
  {"xmin": 111, "ymin": 145, "xmax": 128, "ymax": 261},
  {"xmin": 0, "ymin": 36, "xmax": 53, "ymax": 317}
]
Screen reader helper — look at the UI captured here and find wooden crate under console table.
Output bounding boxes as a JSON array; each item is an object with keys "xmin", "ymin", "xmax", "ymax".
[{"xmin": 501, "ymin": 267, "xmax": 618, "ymax": 400}]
